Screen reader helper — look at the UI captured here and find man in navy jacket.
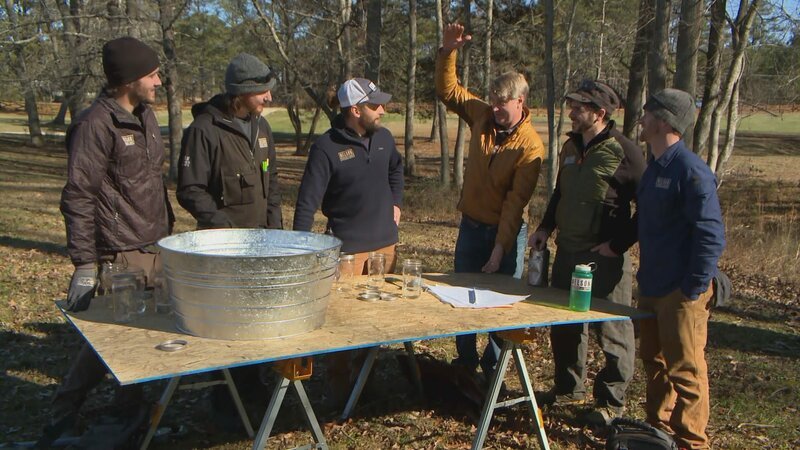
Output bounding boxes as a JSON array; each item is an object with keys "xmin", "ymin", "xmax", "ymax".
[
  {"xmin": 636, "ymin": 88, "xmax": 725, "ymax": 450},
  {"xmin": 293, "ymin": 78, "xmax": 403, "ymax": 273}
]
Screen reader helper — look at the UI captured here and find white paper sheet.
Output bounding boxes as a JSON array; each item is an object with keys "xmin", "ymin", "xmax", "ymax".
[{"xmin": 428, "ymin": 286, "xmax": 529, "ymax": 309}]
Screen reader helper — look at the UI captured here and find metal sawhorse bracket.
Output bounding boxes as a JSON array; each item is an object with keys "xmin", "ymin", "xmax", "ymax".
[
  {"xmin": 340, "ymin": 341, "xmax": 424, "ymax": 421},
  {"xmin": 253, "ymin": 357, "xmax": 328, "ymax": 450},
  {"xmin": 472, "ymin": 329, "xmax": 550, "ymax": 450},
  {"xmin": 140, "ymin": 368, "xmax": 254, "ymax": 449}
]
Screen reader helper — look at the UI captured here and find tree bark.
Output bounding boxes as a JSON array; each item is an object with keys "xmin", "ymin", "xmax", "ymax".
[
  {"xmin": 483, "ymin": 0, "xmax": 493, "ymax": 100},
  {"xmin": 624, "ymin": 0, "xmax": 652, "ymax": 140},
  {"xmin": 159, "ymin": 0, "xmax": 187, "ymax": 182},
  {"xmin": 300, "ymin": 106, "xmax": 322, "ymax": 156},
  {"xmin": 544, "ymin": 0, "xmax": 558, "ymax": 194},
  {"xmin": 287, "ymin": 101, "xmax": 303, "ymax": 155},
  {"xmin": 595, "ymin": 0, "xmax": 607, "ymax": 80},
  {"xmin": 648, "ymin": 0, "xmax": 670, "ymax": 93},
  {"xmin": 435, "ymin": 0, "xmax": 450, "ymax": 186},
  {"xmin": 454, "ymin": 0, "xmax": 472, "ymax": 189},
  {"xmin": 707, "ymin": 0, "xmax": 761, "ymax": 175},
  {"xmin": 365, "ymin": 0, "xmax": 382, "ymax": 82},
  {"xmin": 404, "ymin": 0, "xmax": 417, "ymax": 176},
  {"xmin": 555, "ymin": 0, "xmax": 579, "ymax": 163},
  {"xmin": 340, "ymin": 0, "xmax": 354, "ymax": 80},
  {"xmin": 4, "ymin": 0, "xmax": 43, "ymax": 146},
  {"xmin": 674, "ymin": 0, "xmax": 703, "ymax": 148},
  {"xmin": 693, "ymin": 0, "xmax": 726, "ymax": 155}
]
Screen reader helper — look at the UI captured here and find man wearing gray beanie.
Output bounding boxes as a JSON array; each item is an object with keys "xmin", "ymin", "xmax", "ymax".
[
  {"xmin": 636, "ymin": 88, "xmax": 725, "ymax": 450},
  {"xmin": 178, "ymin": 52, "xmax": 282, "ymax": 230},
  {"xmin": 38, "ymin": 36, "xmax": 174, "ymax": 447}
]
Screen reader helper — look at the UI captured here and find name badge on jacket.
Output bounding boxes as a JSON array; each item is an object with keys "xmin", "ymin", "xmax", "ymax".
[
  {"xmin": 338, "ymin": 148, "xmax": 355, "ymax": 162},
  {"xmin": 655, "ymin": 177, "xmax": 672, "ymax": 189},
  {"xmin": 121, "ymin": 135, "xmax": 135, "ymax": 146},
  {"xmin": 258, "ymin": 137, "xmax": 269, "ymax": 148}
]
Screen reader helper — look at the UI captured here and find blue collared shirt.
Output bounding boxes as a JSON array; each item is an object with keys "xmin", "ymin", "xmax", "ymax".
[{"xmin": 636, "ymin": 140, "xmax": 725, "ymax": 299}]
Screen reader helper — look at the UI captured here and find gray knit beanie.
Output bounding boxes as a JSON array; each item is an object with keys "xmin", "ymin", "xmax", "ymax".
[
  {"xmin": 225, "ymin": 53, "xmax": 277, "ymax": 96},
  {"xmin": 643, "ymin": 88, "xmax": 695, "ymax": 135}
]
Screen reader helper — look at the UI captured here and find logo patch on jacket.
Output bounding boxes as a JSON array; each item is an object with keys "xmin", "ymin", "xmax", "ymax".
[
  {"xmin": 563, "ymin": 156, "xmax": 576, "ymax": 165},
  {"xmin": 121, "ymin": 135, "xmax": 135, "ymax": 146},
  {"xmin": 338, "ymin": 148, "xmax": 356, "ymax": 162},
  {"xmin": 258, "ymin": 137, "xmax": 269, "ymax": 148},
  {"xmin": 655, "ymin": 177, "xmax": 672, "ymax": 189},
  {"xmin": 182, "ymin": 155, "xmax": 191, "ymax": 168}
]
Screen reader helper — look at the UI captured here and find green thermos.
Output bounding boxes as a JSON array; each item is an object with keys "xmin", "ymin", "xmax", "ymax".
[{"xmin": 569, "ymin": 264, "xmax": 594, "ymax": 312}]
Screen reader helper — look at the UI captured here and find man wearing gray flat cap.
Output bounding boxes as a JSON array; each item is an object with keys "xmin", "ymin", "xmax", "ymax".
[
  {"xmin": 178, "ymin": 52, "xmax": 282, "ymax": 230},
  {"xmin": 636, "ymin": 88, "xmax": 725, "ymax": 450}
]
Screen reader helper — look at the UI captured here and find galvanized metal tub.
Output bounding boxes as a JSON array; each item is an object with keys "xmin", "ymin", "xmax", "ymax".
[{"xmin": 157, "ymin": 229, "xmax": 342, "ymax": 340}]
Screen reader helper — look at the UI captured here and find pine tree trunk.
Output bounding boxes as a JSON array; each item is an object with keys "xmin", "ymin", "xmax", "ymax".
[
  {"xmin": 674, "ymin": 0, "xmax": 703, "ymax": 148},
  {"xmin": 648, "ymin": 0, "xmax": 670, "ymax": 93}
]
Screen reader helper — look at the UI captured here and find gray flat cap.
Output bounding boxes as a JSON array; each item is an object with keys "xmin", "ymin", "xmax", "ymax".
[{"xmin": 643, "ymin": 88, "xmax": 695, "ymax": 135}]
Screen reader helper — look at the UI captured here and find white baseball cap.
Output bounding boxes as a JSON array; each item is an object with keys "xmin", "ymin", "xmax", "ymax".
[{"xmin": 337, "ymin": 78, "xmax": 392, "ymax": 108}]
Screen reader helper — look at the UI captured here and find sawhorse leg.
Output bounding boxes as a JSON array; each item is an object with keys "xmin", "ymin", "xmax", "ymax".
[
  {"xmin": 471, "ymin": 339, "xmax": 549, "ymax": 450},
  {"xmin": 253, "ymin": 358, "xmax": 327, "ymax": 450},
  {"xmin": 341, "ymin": 342, "xmax": 423, "ymax": 421},
  {"xmin": 139, "ymin": 368, "xmax": 254, "ymax": 450}
]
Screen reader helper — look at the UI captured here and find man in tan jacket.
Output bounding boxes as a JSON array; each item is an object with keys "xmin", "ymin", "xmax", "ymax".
[{"xmin": 436, "ymin": 23, "xmax": 544, "ymax": 379}]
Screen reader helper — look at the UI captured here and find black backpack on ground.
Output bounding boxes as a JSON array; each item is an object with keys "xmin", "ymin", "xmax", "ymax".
[{"xmin": 605, "ymin": 417, "xmax": 679, "ymax": 450}]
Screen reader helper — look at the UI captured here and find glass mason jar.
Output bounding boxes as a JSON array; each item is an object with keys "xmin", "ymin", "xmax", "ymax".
[
  {"xmin": 401, "ymin": 259, "xmax": 423, "ymax": 299},
  {"xmin": 367, "ymin": 252, "xmax": 385, "ymax": 290},
  {"xmin": 111, "ymin": 272, "xmax": 138, "ymax": 323}
]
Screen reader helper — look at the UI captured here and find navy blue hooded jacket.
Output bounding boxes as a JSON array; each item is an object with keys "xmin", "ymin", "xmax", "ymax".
[{"xmin": 293, "ymin": 114, "xmax": 403, "ymax": 253}]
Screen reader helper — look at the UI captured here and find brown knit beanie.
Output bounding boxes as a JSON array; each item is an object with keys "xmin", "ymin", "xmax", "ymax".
[{"xmin": 102, "ymin": 37, "xmax": 160, "ymax": 87}]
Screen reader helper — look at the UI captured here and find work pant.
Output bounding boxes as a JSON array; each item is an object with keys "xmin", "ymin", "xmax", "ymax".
[
  {"xmin": 638, "ymin": 284, "xmax": 713, "ymax": 450},
  {"xmin": 52, "ymin": 250, "xmax": 160, "ymax": 417},
  {"xmin": 350, "ymin": 243, "xmax": 398, "ymax": 275},
  {"xmin": 549, "ymin": 249, "xmax": 635, "ymax": 409},
  {"xmin": 453, "ymin": 216, "xmax": 524, "ymax": 376}
]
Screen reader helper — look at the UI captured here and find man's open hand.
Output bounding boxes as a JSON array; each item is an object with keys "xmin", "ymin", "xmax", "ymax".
[{"xmin": 442, "ymin": 23, "xmax": 472, "ymax": 52}]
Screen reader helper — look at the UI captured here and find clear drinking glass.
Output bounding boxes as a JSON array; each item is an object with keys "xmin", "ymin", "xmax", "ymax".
[
  {"xmin": 111, "ymin": 272, "xmax": 137, "ymax": 323},
  {"xmin": 337, "ymin": 254, "xmax": 356, "ymax": 293},
  {"xmin": 402, "ymin": 259, "xmax": 423, "ymax": 298},
  {"xmin": 367, "ymin": 252, "xmax": 385, "ymax": 290}
]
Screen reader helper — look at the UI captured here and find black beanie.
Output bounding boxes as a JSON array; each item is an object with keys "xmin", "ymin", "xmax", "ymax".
[{"xmin": 102, "ymin": 37, "xmax": 160, "ymax": 87}]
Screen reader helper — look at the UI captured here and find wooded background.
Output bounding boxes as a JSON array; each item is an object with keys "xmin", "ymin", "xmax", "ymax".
[{"xmin": 2, "ymin": 0, "xmax": 799, "ymax": 187}]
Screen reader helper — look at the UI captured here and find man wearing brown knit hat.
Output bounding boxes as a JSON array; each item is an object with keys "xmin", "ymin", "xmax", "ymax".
[
  {"xmin": 36, "ymin": 36, "xmax": 173, "ymax": 447},
  {"xmin": 530, "ymin": 79, "xmax": 644, "ymax": 425}
]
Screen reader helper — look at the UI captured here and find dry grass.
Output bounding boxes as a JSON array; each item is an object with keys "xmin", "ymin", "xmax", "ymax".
[{"xmin": 1, "ymin": 126, "xmax": 799, "ymax": 449}]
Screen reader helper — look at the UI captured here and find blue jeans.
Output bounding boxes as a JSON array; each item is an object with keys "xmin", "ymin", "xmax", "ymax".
[{"xmin": 453, "ymin": 216, "xmax": 525, "ymax": 375}]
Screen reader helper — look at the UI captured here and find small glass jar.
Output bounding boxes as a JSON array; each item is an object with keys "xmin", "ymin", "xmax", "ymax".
[
  {"xmin": 367, "ymin": 252, "xmax": 385, "ymax": 290},
  {"xmin": 401, "ymin": 259, "xmax": 423, "ymax": 298},
  {"xmin": 337, "ymin": 254, "xmax": 356, "ymax": 293},
  {"xmin": 111, "ymin": 272, "xmax": 137, "ymax": 323}
]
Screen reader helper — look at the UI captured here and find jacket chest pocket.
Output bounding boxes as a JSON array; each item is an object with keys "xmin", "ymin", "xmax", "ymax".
[
  {"xmin": 222, "ymin": 170, "xmax": 258, "ymax": 206},
  {"xmin": 115, "ymin": 138, "xmax": 148, "ymax": 182}
]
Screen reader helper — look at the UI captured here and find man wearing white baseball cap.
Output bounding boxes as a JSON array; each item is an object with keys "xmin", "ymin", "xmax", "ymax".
[{"xmin": 294, "ymin": 77, "xmax": 403, "ymax": 404}]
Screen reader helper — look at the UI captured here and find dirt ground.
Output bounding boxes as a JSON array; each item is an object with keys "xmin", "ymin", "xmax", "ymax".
[{"xmin": 1, "ymin": 124, "xmax": 799, "ymax": 449}]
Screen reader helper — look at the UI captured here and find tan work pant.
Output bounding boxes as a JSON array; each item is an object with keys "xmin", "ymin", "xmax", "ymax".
[
  {"xmin": 638, "ymin": 284, "xmax": 713, "ymax": 450},
  {"xmin": 350, "ymin": 244, "xmax": 397, "ymax": 275}
]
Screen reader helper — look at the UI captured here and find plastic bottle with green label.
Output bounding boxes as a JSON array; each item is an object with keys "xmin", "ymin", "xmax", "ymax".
[{"xmin": 569, "ymin": 264, "xmax": 594, "ymax": 312}]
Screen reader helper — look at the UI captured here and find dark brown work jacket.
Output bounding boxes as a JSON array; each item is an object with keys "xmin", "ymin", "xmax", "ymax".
[
  {"xmin": 177, "ymin": 94, "xmax": 282, "ymax": 229},
  {"xmin": 60, "ymin": 95, "xmax": 173, "ymax": 265}
]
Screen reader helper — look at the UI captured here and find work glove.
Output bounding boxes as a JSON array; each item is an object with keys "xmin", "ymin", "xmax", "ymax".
[{"xmin": 66, "ymin": 265, "xmax": 97, "ymax": 312}]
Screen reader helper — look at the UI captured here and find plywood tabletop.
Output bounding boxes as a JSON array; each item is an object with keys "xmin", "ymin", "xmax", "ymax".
[{"xmin": 60, "ymin": 273, "xmax": 648, "ymax": 385}]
